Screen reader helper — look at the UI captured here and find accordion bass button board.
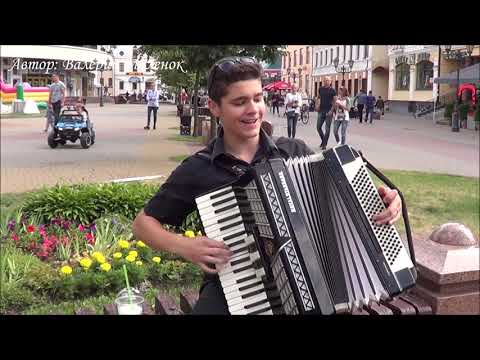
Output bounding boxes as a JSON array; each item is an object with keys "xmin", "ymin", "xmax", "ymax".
[{"xmin": 195, "ymin": 145, "xmax": 417, "ymax": 315}]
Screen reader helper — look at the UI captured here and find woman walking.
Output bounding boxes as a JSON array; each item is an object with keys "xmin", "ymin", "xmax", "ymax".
[{"xmin": 333, "ymin": 87, "xmax": 350, "ymax": 146}]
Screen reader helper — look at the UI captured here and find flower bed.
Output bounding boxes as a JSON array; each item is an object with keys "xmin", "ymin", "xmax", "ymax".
[{"xmin": 1, "ymin": 183, "xmax": 204, "ymax": 314}]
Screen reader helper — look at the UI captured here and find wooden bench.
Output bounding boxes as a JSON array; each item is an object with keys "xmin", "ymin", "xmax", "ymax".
[{"xmin": 75, "ymin": 289, "xmax": 432, "ymax": 315}]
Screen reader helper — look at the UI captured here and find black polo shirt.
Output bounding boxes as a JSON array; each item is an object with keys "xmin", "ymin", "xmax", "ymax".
[
  {"xmin": 144, "ymin": 128, "xmax": 314, "ymax": 226},
  {"xmin": 318, "ymin": 86, "xmax": 336, "ymax": 112}
]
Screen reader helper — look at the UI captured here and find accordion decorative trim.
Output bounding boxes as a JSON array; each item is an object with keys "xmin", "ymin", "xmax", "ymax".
[{"xmin": 260, "ymin": 172, "xmax": 315, "ymax": 312}]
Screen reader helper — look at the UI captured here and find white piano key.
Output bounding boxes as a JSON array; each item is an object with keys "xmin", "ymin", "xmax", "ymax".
[
  {"xmin": 220, "ymin": 266, "xmax": 256, "ymax": 283},
  {"xmin": 198, "ymin": 202, "xmax": 239, "ymax": 220},
  {"xmin": 196, "ymin": 192, "xmax": 237, "ymax": 211},
  {"xmin": 228, "ymin": 292, "xmax": 268, "ymax": 312},
  {"xmin": 244, "ymin": 301, "xmax": 275, "ymax": 315},
  {"xmin": 201, "ymin": 208, "xmax": 241, "ymax": 227},
  {"xmin": 224, "ymin": 282, "xmax": 265, "ymax": 301},
  {"xmin": 195, "ymin": 187, "xmax": 233, "ymax": 205},
  {"xmin": 206, "ymin": 223, "xmax": 246, "ymax": 239},
  {"xmin": 222, "ymin": 276, "xmax": 262, "ymax": 296},
  {"xmin": 217, "ymin": 254, "xmax": 252, "ymax": 276},
  {"xmin": 203, "ymin": 213, "xmax": 243, "ymax": 232},
  {"xmin": 220, "ymin": 268, "xmax": 256, "ymax": 287}
]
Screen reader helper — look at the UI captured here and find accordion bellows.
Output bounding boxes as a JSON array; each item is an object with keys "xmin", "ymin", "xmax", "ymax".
[{"xmin": 196, "ymin": 145, "xmax": 417, "ymax": 315}]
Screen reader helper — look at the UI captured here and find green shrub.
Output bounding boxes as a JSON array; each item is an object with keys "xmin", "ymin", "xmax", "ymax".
[
  {"xmin": 0, "ymin": 283, "xmax": 38, "ymax": 313},
  {"xmin": 23, "ymin": 260, "xmax": 62, "ymax": 296},
  {"xmin": 458, "ymin": 103, "xmax": 470, "ymax": 120},
  {"xmin": 21, "ymin": 183, "xmax": 158, "ymax": 225},
  {"xmin": 0, "ymin": 244, "xmax": 39, "ymax": 287},
  {"xmin": 444, "ymin": 103, "xmax": 454, "ymax": 119},
  {"xmin": 148, "ymin": 259, "xmax": 202, "ymax": 284},
  {"xmin": 52, "ymin": 264, "xmax": 148, "ymax": 300}
]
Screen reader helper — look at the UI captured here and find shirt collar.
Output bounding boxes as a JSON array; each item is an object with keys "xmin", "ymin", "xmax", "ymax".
[{"xmin": 210, "ymin": 126, "xmax": 279, "ymax": 165}]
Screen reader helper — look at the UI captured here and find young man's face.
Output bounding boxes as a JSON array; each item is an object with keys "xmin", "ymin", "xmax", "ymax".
[{"xmin": 209, "ymin": 79, "xmax": 265, "ymax": 141}]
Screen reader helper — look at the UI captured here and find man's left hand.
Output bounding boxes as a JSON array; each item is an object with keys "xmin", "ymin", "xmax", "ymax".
[{"xmin": 372, "ymin": 186, "xmax": 402, "ymax": 225}]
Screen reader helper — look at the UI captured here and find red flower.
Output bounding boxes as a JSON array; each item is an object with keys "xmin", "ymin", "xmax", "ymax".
[
  {"xmin": 27, "ymin": 225, "xmax": 36, "ymax": 233},
  {"xmin": 78, "ymin": 224, "xmax": 85, "ymax": 232},
  {"xmin": 12, "ymin": 233, "xmax": 19, "ymax": 242},
  {"xmin": 85, "ymin": 232, "xmax": 95, "ymax": 245}
]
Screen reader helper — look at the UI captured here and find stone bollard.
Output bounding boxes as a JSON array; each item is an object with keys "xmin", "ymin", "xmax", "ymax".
[{"xmin": 410, "ymin": 223, "xmax": 479, "ymax": 314}]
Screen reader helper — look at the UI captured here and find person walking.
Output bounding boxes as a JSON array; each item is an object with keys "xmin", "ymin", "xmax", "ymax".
[
  {"xmin": 285, "ymin": 85, "xmax": 302, "ymax": 139},
  {"xmin": 144, "ymin": 83, "xmax": 159, "ymax": 130},
  {"xmin": 333, "ymin": 87, "xmax": 350, "ymax": 146},
  {"xmin": 365, "ymin": 90, "xmax": 376, "ymax": 124},
  {"xmin": 375, "ymin": 95, "xmax": 385, "ymax": 118},
  {"xmin": 47, "ymin": 73, "xmax": 65, "ymax": 124},
  {"xmin": 271, "ymin": 90, "xmax": 280, "ymax": 116},
  {"xmin": 316, "ymin": 76, "xmax": 336, "ymax": 150},
  {"xmin": 354, "ymin": 88, "xmax": 367, "ymax": 123}
]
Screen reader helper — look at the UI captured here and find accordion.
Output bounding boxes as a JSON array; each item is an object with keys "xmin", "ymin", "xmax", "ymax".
[{"xmin": 195, "ymin": 145, "xmax": 417, "ymax": 315}]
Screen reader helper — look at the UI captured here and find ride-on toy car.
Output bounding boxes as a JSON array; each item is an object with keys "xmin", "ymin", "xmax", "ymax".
[{"xmin": 48, "ymin": 106, "xmax": 95, "ymax": 149}]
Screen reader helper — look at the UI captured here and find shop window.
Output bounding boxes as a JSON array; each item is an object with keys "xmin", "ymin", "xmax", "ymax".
[
  {"xmin": 416, "ymin": 60, "xmax": 433, "ymax": 90},
  {"xmin": 395, "ymin": 63, "xmax": 410, "ymax": 90}
]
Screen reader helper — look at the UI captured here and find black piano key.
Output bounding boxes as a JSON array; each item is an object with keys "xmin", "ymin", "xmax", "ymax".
[
  {"xmin": 238, "ymin": 280, "xmax": 263, "ymax": 292},
  {"xmin": 244, "ymin": 297, "xmax": 270, "ymax": 308},
  {"xmin": 219, "ymin": 220, "xmax": 244, "ymax": 232},
  {"xmin": 212, "ymin": 196, "xmax": 236, "ymax": 208},
  {"xmin": 236, "ymin": 273, "xmax": 257, "ymax": 284},
  {"xmin": 230, "ymin": 256, "xmax": 250, "ymax": 267},
  {"xmin": 248, "ymin": 305, "xmax": 274, "ymax": 315},
  {"xmin": 214, "ymin": 203, "xmax": 238, "ymax": 214},
  {"xmin": 210, "ymin": 188, "xmax": 233, "ymax": 200},
  {"xmin": 233, "ymin": 263, "xmax": 254, "ymax": 274},
  {"xmin": 224, "ymin": 230, "xmax": 247, "ymax": 241},
  {"xmin": 228, "ymin": 238, "xmax": 246, "ymax": 248},
  {"xmin": 217, "ymin": 212, "xmax": 241, "ymax": 224},
  {"xmin": 241, "ymin": 288, "xmax": 267, "ymax": 300}
]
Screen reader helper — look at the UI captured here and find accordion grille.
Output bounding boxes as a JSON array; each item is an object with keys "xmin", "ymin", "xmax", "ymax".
[{"xmin": 351, "ymin": 165, "xmax": 404, "ymax": 267}]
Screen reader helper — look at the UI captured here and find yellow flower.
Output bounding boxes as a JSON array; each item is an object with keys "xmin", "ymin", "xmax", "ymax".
[
  {"xmin": 118, "ymin": 239, "xmax": 130, "ymax": 249},
  {"xmin": 136, "ymin": 240, "xmax": 146, "ymax": 248},
  {"xmin": 91, "ymin": 252, "xmax": 106, "ymax": 264},
  {"xmin": 152, "ymin": 256, "xmax": 161, "ymax": 264},
  {"xmin": 128, "ymin": 250, "xmax": 138, "ymax": 258},
  {"xmin": 79, "ymin": 258, "xmax": 92, "ymax": 269},
  {"xmin": 113, "ymin": 252, "xmax": 123, "ymax": 259},
  {"xmin": 196, "ymin": 231, "xmax": 203, "ymax": 236},
  {"xmin": 100, "ymin": 263, "xmax": 112, "ymax": 272},
  {"xmin": 60, "ymin": 265, "xmax": 73, "ymax": 275},
  {"xmin": 125, "ymin": 255, "xmax": 136, "ymax": 263},
  {"xmin": 184, "ymin": 230, "xmax": 195, "ymax": 238},
  {"xmin": 135, "ymin": 261, "xmax": 143, "ymax": 266}
]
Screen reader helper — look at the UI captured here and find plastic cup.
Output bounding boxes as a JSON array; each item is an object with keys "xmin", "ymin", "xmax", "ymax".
[{"xmin": 115, "ymin": 294, "xmax": 144, "ymax": 315}]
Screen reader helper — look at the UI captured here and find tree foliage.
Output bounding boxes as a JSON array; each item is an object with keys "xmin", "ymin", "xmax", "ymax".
[{"xmin": 139, "ymin": 45, "xmax": 285, "ymax": 135}]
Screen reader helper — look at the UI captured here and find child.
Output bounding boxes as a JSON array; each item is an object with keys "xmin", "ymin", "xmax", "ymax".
[{"xmin": 44, "ymin": 107, "xmax": 55, "ymax": 133}]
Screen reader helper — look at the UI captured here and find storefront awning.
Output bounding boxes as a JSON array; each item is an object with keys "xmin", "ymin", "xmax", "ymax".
[{"xmin": 434, "ymin": 63, "xmax": 480, "ymax": 85}]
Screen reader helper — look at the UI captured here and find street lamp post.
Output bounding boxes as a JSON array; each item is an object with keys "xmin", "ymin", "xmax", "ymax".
[
  {"xmin": 442, "ymin": 45, "xmax": 474, "ymax": 132},
  {"xmin": 99, "ymin": 58, "xmax": 111, "ymax": 107},
  {"xmin": 333, "ymin": 57, "xmax": 355, "ymax": 87}
]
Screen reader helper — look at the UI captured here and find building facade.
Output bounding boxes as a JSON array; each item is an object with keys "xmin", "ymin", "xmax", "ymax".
[
  {"xmin": 311, "ymin": 45, "xmax": 389, "ymax": 99},
  {"xmin": 96, "ymin": 45, "xmax": 162, "ymax": 98},
  {"xmin": 281, "ymin": 45, "xmax": 314, "ymax": 97},
  {"xmin": 387, "ymin": 45, "xmax": 480, "ymax": 114},
  {"xmin": 0, "ymin": 45, "xmax": 111, "ymax": 98}
]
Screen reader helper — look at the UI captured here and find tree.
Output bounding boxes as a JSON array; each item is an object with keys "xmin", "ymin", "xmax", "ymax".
[{"xmin": 140, "ymin": 45, "xmax": 285, "ymax": 135}]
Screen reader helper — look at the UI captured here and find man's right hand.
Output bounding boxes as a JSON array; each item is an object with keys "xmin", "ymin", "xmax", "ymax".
[{"xmin": 178, "ymin": 236, "xmax": 233, "ymax": 274}]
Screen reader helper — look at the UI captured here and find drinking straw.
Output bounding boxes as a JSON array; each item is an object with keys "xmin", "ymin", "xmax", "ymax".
[{"xmin": 122, "ymin": 264, "xmax": 133, "ymax": 304}]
